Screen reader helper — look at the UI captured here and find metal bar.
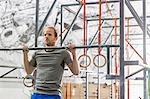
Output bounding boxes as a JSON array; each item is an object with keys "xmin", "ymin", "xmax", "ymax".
[
  {"xmin": 62, "ymin": 0, "xmax": 141, "ymax": 7},
  {"xmin": 95, "ymin": 26, "xmax": 114, "ymax": 75},
  {"xmin": 134, "ymin": 77, "xmax": 144, "ymax": 80},
  {"xmin": 128, "ymin": 43, "xmax": 150, "ymax": 45},
  {"xmin": 0, "ymin": 45, "xmax": 120, "ymax": 51},
  {"xmin": 143, "ymin": 0, "xmax": 147, "ymax": 99},
  {"xmin": 125, "ymin": 67, "xmax": 146, "ymax": 79},
  {"xmin": 60, "ymin": 5, "xmax": 63, "ymax": 46},
  {"xmin": 35, "ymin": 0, "xmax": 39, "ymax": 47},
  {"xmin": 125, "ymin": 0, "xmax": 143, "ymax": 28},
  {"xmin": 97, "ymin": 68, "xmax": 100, "ymax": 99},
  {"xmin": 124, "ymin": 60, "xmax": 139, "ymax": 65},
  {"xmin": 120, "ymin": 0, "xmax": 125, "ymax": 98},
  {"xmin": 106, "ymin": 75, "xmax": 120, "ymax": 80},
  {"xmin": 114, "ymin": 33, "xmax": 147, "ymax": 36},
  {"xmin": 61, "ymin": 4, "xmax": 83, "ymax": 44},
  {"xmin": 143, "ymin": 69, "xmax": 147, "ymax": 99},
  {"xmin": 101, "ymin": 24, "xmax": 150, "ymax": 28},
  {"xmin": 103, "ymin": 27, "xmax": 114, "ymax": 44},
  {"xmin": 0, "ymin": 68, "xmax": 17, "ymax": 78},
  {"xmin": 87, "ymin": 20, "xmax": 104, "ymax": 47},
  {"xmin": 117, "ymin": 37, "xmax": 150, "ymax": 40},
  {"xmin": 86, "ymin": 72, "xmax": 89, "ymax": 99},
  {"xmin": 125, "ymin": 39, "xmax": 144, "ymax": 61},
  {"xmin": 107, "ymin": 47, "xmax": 110, "ymax": 74},
  {"xmin": 87, "ymin": 16, "xmax": 150, "ymax": 21},
  {"xmin": 63, "ymin": 6, "xmax": 83, "ymax": 19},
  {"xmin": 143, "ymin": 0, "xmax": 147, "ymax": 64},
  {"xmin": 38, "ymin": 0, "xmax": 57, "ymax": 36},
  {"xmin": 125, "ymin": 0, "xmax": 150, "ymax": 38},
  {"xmin": 0, "ymin": 65, "xmax": 23, "ymax": 69},
  {"xmin": 88, "ymin": 29, "xmax": 98, "ymax": 45},
  {"xmin": 0, "ymin": 77, "xmax": 24, "ymax": 79}
]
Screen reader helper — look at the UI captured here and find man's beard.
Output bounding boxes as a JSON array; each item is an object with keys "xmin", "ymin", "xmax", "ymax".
[
  {"xmin": 46, "ymin": 43, "xmax": 52, "ymax": 46},
  {"xmin": 46, "ymin": 42, "xmax": 55, "ymax": 46}
]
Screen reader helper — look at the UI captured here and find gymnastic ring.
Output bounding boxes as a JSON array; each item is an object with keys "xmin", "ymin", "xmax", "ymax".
[
  {"xmin": 78, "ymin": 54, "xmax": 91, "ymax": 68},
  {"xmin": 93, "ymin": 54, "xmax": 106, "ymax": 68},
  {"xmin": 23, "ymin": 74, "xmax": 34, "ymax": 87}
]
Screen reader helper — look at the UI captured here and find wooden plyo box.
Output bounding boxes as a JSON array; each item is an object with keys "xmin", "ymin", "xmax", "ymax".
[{"xmin": 62, "ymin": 83, "xmax": 113, "ymax": 99}]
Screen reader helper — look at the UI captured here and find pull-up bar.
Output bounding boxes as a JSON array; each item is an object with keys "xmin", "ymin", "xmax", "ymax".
[{"xmin": 0, "ymin": 45, "xmax": 119, "ymax": 51}]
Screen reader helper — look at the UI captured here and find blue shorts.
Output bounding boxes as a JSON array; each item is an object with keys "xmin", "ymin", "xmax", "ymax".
[{"xmin": 31, "ymin": 93, "xmax": 61, "ymax": 99}]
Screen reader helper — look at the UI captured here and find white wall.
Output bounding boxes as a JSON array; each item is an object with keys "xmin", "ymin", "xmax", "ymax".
[{"xmin": 0, "ymin": 78, "xmax": 32, "ymax": 99}]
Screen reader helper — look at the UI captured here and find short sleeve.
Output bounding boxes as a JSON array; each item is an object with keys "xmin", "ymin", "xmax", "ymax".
[
  {"xmin": 63, "ymin": 50, "xmax": 72, "ymax": 65},
  {"xmin": 29, "ymin": 52, "xmax": 37, "ymax": 67}
]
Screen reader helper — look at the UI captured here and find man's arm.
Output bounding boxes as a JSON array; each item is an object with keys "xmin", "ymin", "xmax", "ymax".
[
  {"xmin": 23, "ymin": 47, "xmax": 35, "ymax": 75},
  {"xmin": 67, "ymin": 44, "xmax": 80, "ymax": 75}
]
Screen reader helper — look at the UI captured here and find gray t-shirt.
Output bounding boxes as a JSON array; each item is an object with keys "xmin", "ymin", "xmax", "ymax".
[{"xmin": 29, "ymin": 49, "xmax": 72, "ymax": 96}]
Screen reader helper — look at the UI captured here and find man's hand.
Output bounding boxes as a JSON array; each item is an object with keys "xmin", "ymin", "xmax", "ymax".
[
  {"xmin": 23, "ymin": 45, "xmax": 29, "ymax": 53},
  {"xmin": 67, "ymin": 43, "xmax": 76, "ymax": 56},
  {"xmin": 67, "ymin": 43, "xmax": 80, "ymax": 75}
]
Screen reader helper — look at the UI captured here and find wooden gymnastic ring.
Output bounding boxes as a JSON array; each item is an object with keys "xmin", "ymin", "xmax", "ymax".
[
  {"xmin": 93, "ymin": 54, "xmax": 106, "ymax": 68},
  {"xmin": 78, "ymin": 54, "xmax": 91, "ymax": 68},
  {"xmin": 23, "ymin": 74, "xmax": 34, "ymax": 87}
]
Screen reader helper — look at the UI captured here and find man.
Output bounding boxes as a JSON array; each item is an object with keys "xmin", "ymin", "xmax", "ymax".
[{"xmin": 23, "ymin": 26, "xmax": 80, "ymax": 99}]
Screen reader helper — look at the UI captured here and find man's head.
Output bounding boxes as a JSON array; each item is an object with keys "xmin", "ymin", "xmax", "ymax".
[{"xmin": 43, "ymin": 26, "xmax": 58, "ymax": 46}]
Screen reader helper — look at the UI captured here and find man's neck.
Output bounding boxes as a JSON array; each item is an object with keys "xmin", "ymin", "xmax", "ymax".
[
  {"xmin": 46, "ymin": 44, "xmax": 55, "ymax": 47},
  {"xmin": 45, "ymin": 45, "xmax": 56, "ymax": 52}
]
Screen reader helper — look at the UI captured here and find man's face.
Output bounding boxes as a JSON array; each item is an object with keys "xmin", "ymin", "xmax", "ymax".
[{"xmin": 43, "ymin": 27, "xmax": 57, "ymax": 46}]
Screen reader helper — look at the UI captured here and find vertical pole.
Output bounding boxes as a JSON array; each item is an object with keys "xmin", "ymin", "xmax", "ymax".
[
  {"xmin": 126, "ymin": 18, "xmax": 130, "ymax": 99},
  {"xmin": 120, "ymin": 0, "xmax": 125, "ymax": 99},
  {"xmin": 98, "ymin": 68, "xmax": 100, "ymax": 99},
  {"xmin": 70, "ymin": 81, "xmax": 72, "ymax": 99},
  {"xmin": 35, "ymin": 0, "xmax": 39, "ymax": 47},
  {"xmin": 143, "ymin": 0, "xmax": 147, "ymax": 99},
  {"xmin": 107, "ymin": 47, "xmax": 110, "ymax": 74},
  {"xmin": 60, "ymin": 5, "xmax": 63, "ymax": 46},
  {"xmin": 83, "ymin": 0, "xmax": 87, "ymax": 56},
  {"xmin": 98, "ymin": 0, "xmax": 102, "ymax": 98},
  {"xmin": 143, "ymin": 0, "xmax": 146, "ymax": 69},
  {"xmin": 86, "ymin": 72, "xmax": 88, "ymax": 99}
]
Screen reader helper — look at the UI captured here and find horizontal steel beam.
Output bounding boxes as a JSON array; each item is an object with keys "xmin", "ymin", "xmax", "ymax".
[
  {"xmin": 0, "ymin": 77, "xmax": 24, "ymax": 79},
  {"xmin": 87, "ymin": 16, "xmax": 150, "ymax": 21},
  {"xmin": 106, "ymin": 74, "xmax": 120, "ymax": 80},
  {"xmin": 0, "ymin": 45, "xmax": 119, "ymax": 51},
  {"xmin": 0, "ymin": 65, "xmax": 23, "ymax": 69},
  {"xmin": 124, "ymin": 60, "xmax": 139, "ymax": 65},
  {"xmin": 61, "ymin": 0, "xmax": 141, "ymax": 6}
]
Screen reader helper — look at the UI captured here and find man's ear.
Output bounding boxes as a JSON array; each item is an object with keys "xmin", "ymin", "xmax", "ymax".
[
  {"xmin": 54, "ymin": 37, "xmax": 58, "ymax": 42},
  {"xmin": 55, "ymin": 37, "xmax": 58, "ymax": 40}
]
